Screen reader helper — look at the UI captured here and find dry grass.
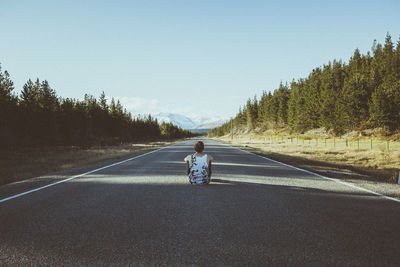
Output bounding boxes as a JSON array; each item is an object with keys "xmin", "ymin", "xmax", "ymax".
[
  {"xmin": 0, "ymin": 141, "xmax": 176, "ymax": 186},
  {"xmin": 218, "ymin": 133, "xmax": 400, "ymax": 182}
]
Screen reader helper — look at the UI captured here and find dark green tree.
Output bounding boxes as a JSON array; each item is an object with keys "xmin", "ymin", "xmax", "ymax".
[
  {"xmin": 211, "ymin": 33, "xmax": 400, "ymax": 136},
  {"xmin": 0, "ymin": 65, "xmax": 18, "ymax": 146},
  {"xmin": 276, "ymin": 83, "xmax": 290, "ymax": 126}
]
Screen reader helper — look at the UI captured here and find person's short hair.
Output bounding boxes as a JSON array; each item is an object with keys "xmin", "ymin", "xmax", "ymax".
[{"xmin": 194, "ymin": 141, "xmax": 204, "ymax": 153}]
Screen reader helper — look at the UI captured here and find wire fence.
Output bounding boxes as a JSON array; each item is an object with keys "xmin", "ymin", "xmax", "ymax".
[
  {"xmin": 234, "ymin": 135, "xmax": 400, "ymax": 152},
  {"xmin": 225, "ymin": 134, "xmax": 400, "ymax": 183}
]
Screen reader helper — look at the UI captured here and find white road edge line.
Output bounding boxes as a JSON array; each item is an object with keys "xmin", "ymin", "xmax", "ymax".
[
  {"xmin": 0, "ymin": 144, "xmax": 172, "ymax": 204},
  {"xmin": 227, "ymin": 143, "xmax": 400, "ymax": 204}
]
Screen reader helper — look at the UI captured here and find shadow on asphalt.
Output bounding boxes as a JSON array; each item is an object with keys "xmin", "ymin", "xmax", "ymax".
[
  {"xmin": 65, "ymin": 175, "xmax": 394, "ymax": 202},
  {"xmin": 2, "ymin": 140, "xmax": 400, "ymax": 266},
  {"xmin": 2, "ymin": 172, "xmax": 400, "ymax": 266}
]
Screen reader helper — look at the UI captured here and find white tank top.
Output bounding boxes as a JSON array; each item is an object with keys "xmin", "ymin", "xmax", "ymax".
[{"xmin": 189, "ymin": 153, "xmax": 209, "ymax": 184}]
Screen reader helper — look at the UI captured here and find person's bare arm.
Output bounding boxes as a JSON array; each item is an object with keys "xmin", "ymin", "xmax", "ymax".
[
  {"xmin": 208, "ymin": 161, "xmax": 212, "ymax": 178},
  {"xmin": 186, "ymin": 161, "xmax": 190, "ymax": 175},
  {"xmin": 208, "ymin": 155, "xmax": 213, "ymax": 178},
  {"xmin": 184, "ymin": 155, "xmax": 191, "ymax": 175}
]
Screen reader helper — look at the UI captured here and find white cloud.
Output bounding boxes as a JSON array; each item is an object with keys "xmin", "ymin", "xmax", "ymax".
[
  {"xmin": 112, "ymin": 96, "xmax": 229, "ymax": 122},
  {"xmin": 115, "ymin": 96, "xmax": 163, "ymax": 115},
  {"xmin": 102, "ymin": 95, "xmax": 231, "ymax": 129}
]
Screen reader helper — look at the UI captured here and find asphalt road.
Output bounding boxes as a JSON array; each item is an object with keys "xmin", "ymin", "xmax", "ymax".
[{"xmin": 1, "ymin": 139, "xmax": 400, "ymax": 266}]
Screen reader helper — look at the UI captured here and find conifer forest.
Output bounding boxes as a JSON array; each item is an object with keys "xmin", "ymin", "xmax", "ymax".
[
  {"xmin": 210, "ymin": 33, "xmax": 400, "ymax": 137},
  {"xmin": 0, "ymin": 69, "xmax": 194, "ymax": 148}
]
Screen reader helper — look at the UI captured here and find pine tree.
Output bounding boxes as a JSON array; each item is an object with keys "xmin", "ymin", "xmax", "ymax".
[
  {"xmin": 99, "ymin": 91, "xmax": 108, "ymax": 111},
  {"xmin": 20, "ymin": 79, "xmax": 37, "ymax": 108},
  {"xmin": 341, "ymin": 49, "xmax": 370, "ymax": 130},
  {"xmin": 0, "ymin": 65, "xmax": 18, "ymax": 145},
  {"xmin": 383, "ymin": 32, "xmax": 395, "ymax": 82},
  {"xmin": 304, "ymin": 69, "xmax": 322, "ymax": 129},
  {"xmin": 109, "ymin": 98, "xmax": 117, "ymax": 115},
  {"xmin": 257, "ymin": 91, "xmax": 268, "ymax": 128},
  {"xmin": 370, "ymin": 33, "xmax": 400, "ymax": 130},
  {"xmin": 38, "ymin": 80, "xmax": 59, "ymax": 142},
  {"xmin": 277, "ymin": 83, "xmax": 290, "ymax": 126},
  {"xmin": 395, "ymin": 37, "xmax": 400, "ymax": 80},
  {"xmin": 320, "ymin": 61, "xmax": 347, "ymax": 134},
  {"xmin": 246, "ymin": 96, "xmax": 258, "ymax": 130},
  {"xmin": 262, "ymin": 91, "xmax": 278, "ymax": 127},
  {"xmin": 39, "ymin": 80, "xmax": 58, "ymax": 112},
  {"xmin": 20, "ymin": 79, "xmax": 42, "ymax": 140}
]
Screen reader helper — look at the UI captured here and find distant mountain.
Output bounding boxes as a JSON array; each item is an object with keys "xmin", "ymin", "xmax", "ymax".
[
  {"xmin": 189, "ymin": 128, "xmax": 211, "ymax": 133},
  {"xmin": 193, "ymin": 120, "xmax": 227, "ymax": 130},
  {"xmin": 155, "ymin": 113, "xmax": 196, "ymax": 129},
  {"xmin": 154, "ymin": 113, "xmax": 227, "ymax": 130}
]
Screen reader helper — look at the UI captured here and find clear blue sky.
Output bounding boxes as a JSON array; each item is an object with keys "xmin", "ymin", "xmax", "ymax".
[{"xmin": 1, "ymin": 0, "xmax": 399, "ymax": 119}]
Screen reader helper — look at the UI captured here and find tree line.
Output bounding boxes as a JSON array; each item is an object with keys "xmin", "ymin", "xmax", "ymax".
[
  {"xmin": 0, "ymin": 68, "xmax": 195, "ymax": 148},
  {"xmin": 210, "ymin": 33, "xmax": 400, "ymax": 137}
]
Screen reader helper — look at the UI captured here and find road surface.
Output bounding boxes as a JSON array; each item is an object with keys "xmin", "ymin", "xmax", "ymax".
[{"xmin": 1, "ymin": 139, "xmax": 400, "ymax": 266}]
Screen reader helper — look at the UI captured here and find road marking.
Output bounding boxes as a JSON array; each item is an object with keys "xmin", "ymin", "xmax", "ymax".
[
  {"xmin": 0, "ymin": 145, "xmax": 171, "ymax": 204},
  {"xmin": 227, "ymin": 143, "xmax": 400, "ymax": 204}
]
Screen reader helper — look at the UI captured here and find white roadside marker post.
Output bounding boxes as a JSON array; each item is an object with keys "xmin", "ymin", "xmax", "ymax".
[{"xmin": 231, "ymin": 119, "xmax": 233, "ymax": 140}]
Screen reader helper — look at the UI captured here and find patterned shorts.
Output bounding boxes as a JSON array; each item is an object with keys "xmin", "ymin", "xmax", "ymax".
[{"xmin": 188, "ymin": 175, "xmax": 210, "ymax": 185}]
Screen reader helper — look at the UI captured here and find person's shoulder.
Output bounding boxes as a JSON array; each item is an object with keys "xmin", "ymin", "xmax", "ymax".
[
  {"xmin": 207, "ymin": 154, "xmax": 214, "ymax": 161},
  {"xmin": 184, "ymin": 154, "xmax": 192, "ymax": 162}
]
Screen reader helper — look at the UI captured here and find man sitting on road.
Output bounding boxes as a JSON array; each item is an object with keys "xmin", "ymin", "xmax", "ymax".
[{"xmin": 184, "ymin": 141, "xmax": 213, "ymax": 185}]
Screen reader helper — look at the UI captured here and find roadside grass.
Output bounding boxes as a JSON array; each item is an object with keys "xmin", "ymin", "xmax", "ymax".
[
  {"xmin": 218, "ymin": 133, "xmax": 400, "ymax": 183},
  {"xmin": 0, "ymin": 140, "xmax": 178, "ymax": 187}
]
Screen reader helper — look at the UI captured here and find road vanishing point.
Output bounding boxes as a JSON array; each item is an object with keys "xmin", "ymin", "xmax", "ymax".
[{"xmin": 1, "ymin": 139, "xmax": 400, "ymax": 266}]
